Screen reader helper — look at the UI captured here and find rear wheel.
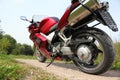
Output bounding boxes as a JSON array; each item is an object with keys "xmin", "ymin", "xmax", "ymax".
[
  {"xmin": 72, "ymin": 28, "xmax": 115, "ymax": 75},
  {"xmin": 34, "ymin": 46, "xmax": 46, "ymax": 63}
]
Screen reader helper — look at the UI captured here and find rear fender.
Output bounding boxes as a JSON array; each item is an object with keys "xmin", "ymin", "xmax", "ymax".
[{"xmin": 96, "ymin": 9, "xmax": 118, "ymax": 32}]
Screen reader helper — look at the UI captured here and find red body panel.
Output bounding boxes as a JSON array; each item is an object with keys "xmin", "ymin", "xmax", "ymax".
[
  {"xmin": 58, "ymin": 2, "xmax": 79, "ymax": 30},
  {"xmin": 35, "ymin": 33, "xmax": 51, "ymax": 58},
  {"xmin": 28, "ymin": 24, "xmax": 61, "ymax": 59},
  {"xmin": 58, "ymin": 7, "xmax": 71, "ymax": 30},
  {"xmin": 39, "ymin": 17, "xmax": 57, "ymax": 34}
]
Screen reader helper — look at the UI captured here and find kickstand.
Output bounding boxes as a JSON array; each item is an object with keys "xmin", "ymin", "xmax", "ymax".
[{"xmin": 46, "ymin": 56, "xmax": 56, "ymax": 67}]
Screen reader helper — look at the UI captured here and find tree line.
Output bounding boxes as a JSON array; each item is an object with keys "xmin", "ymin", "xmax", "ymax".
[{"xmin": 0, "ymin": 31, "xmax": 33, "ymax": 55}]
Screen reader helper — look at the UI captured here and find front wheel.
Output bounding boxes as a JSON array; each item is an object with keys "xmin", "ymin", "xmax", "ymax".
[
  {"xmin": 34, "ymin": 46, "xmax": 46, "ymax": 63},
  {"xmin": 72, "ymin": 28, "xmax": 115, "ymax": 75}
]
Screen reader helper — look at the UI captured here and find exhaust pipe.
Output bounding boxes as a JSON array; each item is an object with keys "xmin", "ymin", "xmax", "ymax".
[{"xmin": 68, "ymin": 0, "xmax": 102, "ymax": 26}]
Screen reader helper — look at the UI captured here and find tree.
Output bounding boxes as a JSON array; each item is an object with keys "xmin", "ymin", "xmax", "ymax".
[
  {"xmin": 11, "ymin": 43, "xmax": 22, "ymax": 55},
  {"xmin": 0, "ymin": 37, "xmax": 10, "ymax": 54},
  {"xmin": 0, "ymin": 31, "xmax": 3, "ymax": 39},
  {"xmin": 2, "ymin": 34, "xmax": 16, "ymax": 54},
  {"xmin": 11, "ymin": 43, "xmax": 33, "ymax": 55},
  {"xmin": 20, "ymin": 44, "xmax": 33, "ymax": 55},
  {"xmin": 0, "ymin": 33, "xmax": 33, "ymax": 55},
  {"xmin": 0, "ymin": 20, "xmax": 3, "ymax": 39},
  {"xmin": 0, "ymin": 27, "xmax": 4, "ymax": 39}
]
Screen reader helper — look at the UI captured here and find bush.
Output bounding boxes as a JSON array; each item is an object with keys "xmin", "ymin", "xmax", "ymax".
[
  {"xmin": 0, "ymin": 54, "xmax": 22, "ymax": 80},
  {"xmin": 0, "ymin": 64, "xmax": 21, "ymax": 80}
]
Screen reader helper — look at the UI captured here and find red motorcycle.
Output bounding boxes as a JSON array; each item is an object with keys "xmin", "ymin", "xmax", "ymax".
[{"xmin": 20, "ymin": 0, "xmax": 118, "ymax": 75}]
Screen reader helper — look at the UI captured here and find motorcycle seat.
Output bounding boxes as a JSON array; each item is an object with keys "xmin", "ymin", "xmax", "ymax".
[{"xmin": 50, "ymin": 17, "xmax": 59, "ymax": 23}]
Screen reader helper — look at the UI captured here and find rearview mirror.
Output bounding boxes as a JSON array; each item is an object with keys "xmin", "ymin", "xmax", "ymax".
[{"xmin": 20, "ymin": 16, "xmax": 28, "ymax": 21}]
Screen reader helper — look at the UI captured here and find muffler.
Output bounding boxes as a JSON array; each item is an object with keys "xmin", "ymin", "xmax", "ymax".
[{"xmin": 68, "ymin": 0, "xmax": 102, "ymax": 26}]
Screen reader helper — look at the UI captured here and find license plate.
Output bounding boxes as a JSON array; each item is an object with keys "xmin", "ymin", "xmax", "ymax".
[{"xmin": 98, "ymin": 10, "xmax": 118, "ymax": 32}]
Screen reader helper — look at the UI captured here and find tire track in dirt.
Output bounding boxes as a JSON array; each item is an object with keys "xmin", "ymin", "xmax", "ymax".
[{"xmin": 16, "ymin": 59, "xmax": 120, "ymax": 80}]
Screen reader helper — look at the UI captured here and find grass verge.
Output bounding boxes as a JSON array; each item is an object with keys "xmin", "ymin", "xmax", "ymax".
[
  {"xmin": 112, "ymin": 42, "xmax": 120, "ymax": 70},
  {"xmin": 0, "ymin": 54, "xmax": 62, "ymax": 80}
]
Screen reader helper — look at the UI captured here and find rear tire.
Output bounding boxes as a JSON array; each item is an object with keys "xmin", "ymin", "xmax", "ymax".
[
  {"xmin": 34, "ymin": 46, "xmax": 46, "ymax": 63},
  {"xmin": 72, "ymin": 28, "xmax": 115, "ymax": 75}
]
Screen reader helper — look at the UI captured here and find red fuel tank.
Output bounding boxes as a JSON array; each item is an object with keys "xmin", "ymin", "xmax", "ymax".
[{"xmin": 39, "ymin": 17, "xmax": 58, "ymax": 34}]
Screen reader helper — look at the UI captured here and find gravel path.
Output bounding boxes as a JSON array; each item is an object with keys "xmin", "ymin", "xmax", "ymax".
[{"xmin": 16, "ymin": 59, "xmax": 120, "ymax": 80}]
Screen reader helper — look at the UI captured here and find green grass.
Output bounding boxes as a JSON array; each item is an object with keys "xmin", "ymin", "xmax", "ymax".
[
  {"xmin": 0, "ymin": 54, "xmax": 22, "ymax": 80},
  {"xmin": 0, "ymin": 54, "xmax": 61, "ymax": 80},
  {"xmin": 0, "ymin": 64, "xmax": 21, "ymax": 80}
]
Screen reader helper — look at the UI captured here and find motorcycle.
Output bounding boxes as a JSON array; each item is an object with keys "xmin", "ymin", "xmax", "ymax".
[{"xmin": 20, "ymin": 0, "xmax": 118, "ymax": 75}]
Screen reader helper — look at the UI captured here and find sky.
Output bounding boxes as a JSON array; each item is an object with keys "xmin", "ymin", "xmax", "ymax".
[{"xmin": 0, "ymin": 0, "xmax": 120, "ymax": 45}]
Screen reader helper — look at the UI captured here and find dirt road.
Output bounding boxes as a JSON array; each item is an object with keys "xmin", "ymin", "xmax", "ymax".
[{"xmin": 16, "ymin": 59, "xmax": 120, "ymax": 80}]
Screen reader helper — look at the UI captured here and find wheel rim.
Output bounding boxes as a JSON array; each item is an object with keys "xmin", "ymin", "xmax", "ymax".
[{"xmin": 74, "ymin": 34, "xmax": 105, "ymax": 71}]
